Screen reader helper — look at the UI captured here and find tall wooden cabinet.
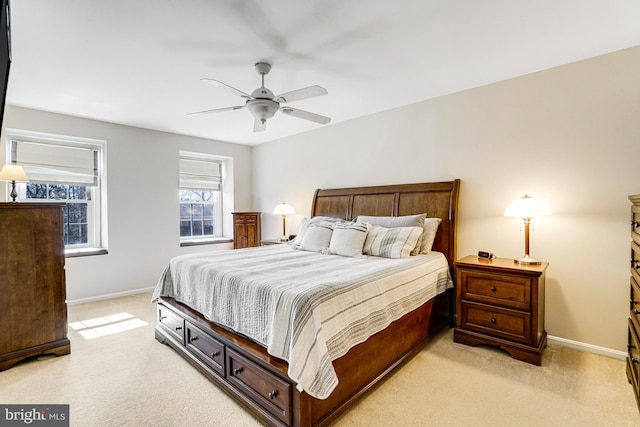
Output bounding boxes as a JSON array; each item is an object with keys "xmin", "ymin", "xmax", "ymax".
[
  {"xmin": 0, "ymin": 203, "xmax": 71, "ymax": 371},
  {"xmin": 627, "ymin": 194, "xmax": 640, "ymax": 411},
  {"xmin": 232, "ymin": 212, "xmax": 261, "ymax": 249}
]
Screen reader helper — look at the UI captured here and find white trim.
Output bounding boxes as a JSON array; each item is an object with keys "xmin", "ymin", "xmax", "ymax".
[
  {"xmin": 67, "ymin": 286, "xmax": 155, "ymax": 306},
  {"xmin": 548, "ymin": 334, "xmax": 626, "ymax": 360}
]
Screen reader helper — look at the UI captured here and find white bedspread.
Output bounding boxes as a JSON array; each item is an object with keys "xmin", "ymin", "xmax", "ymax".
[{"xmin": 152, "ymin": 245, "xmax": 452, "ymax": 399}]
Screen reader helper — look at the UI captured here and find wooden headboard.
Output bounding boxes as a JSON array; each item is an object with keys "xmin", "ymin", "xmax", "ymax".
[{"xmin": 311, "ymin": 180, "xmax": 460, "ymax": 272}]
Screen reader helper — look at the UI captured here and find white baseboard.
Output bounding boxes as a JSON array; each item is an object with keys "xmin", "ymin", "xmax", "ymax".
[
  {"xmin": 67, "ymin": 286, "xmax": 155, "ymax": 306},
  {"xmin": 548, "ymin": 334, "xmax": 627, "ymax": 361}
]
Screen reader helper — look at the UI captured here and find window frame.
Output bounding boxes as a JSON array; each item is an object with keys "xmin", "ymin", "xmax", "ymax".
[
  {"xmin": 178, "ymin": 151, "xmax": 227, "ymax": 245},
  {"xmin": 4, "ymin": 129, "xmax": 108, "ymax": 257}
]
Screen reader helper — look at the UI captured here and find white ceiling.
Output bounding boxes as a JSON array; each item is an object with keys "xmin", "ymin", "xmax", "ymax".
[{"xmin": 6, "ymin": 0, "xmax": 640, "ymax": 145}]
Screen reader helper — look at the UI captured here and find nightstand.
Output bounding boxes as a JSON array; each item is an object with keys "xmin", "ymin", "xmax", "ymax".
[
  {"xmin": 260, "ymin": 239, "xmax": 287, "ymax": 246},
  {"xmin": 454, "ymin": 255, "xmax": 548, "ymax": 365}
]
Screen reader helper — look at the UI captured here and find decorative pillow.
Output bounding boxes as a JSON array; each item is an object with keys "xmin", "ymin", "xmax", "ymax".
[
  {"xmin": 328, "ymin": 221, "xmax": 369, "ymax": 257},
  {"xmin": 363, "ymin": 225, "xmax": 423, "ymax": 259},
  {"xmin": 356, "ymin": 213, "xmax": 426, "ymax": 255},
  {"xmin": 298, "ymin": 220, "xmax": 335, "ymax": 253},
  {"xmin": 289, "ymin": 216, "xmax": 341, "ymax": 246},
  {"xmin": 420, "ymin": 218, "xmax": 442, "ymax": 254}
]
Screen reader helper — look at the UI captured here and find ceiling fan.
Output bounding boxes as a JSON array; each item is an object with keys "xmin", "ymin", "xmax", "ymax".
[{"xmin": 189, "ymin": 62, "xmax": 331, "ymax": 132}]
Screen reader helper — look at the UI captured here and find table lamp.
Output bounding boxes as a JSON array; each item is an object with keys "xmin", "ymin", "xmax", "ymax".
[
  {"xmin": 0, "ymin": 164, "xmax": 29, "ymax": 202},
  {"xmin": 273, "ymin": 202, "xmax": 295, "ymax": 241},
  {"xmin": 504, "ymin": 194, "xmax": 551, "ymax": 265}
]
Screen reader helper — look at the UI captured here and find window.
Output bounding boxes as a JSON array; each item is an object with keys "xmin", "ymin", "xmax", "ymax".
[
  {"xmin": 179, "ymin": 152, "xmax": 224, "ymax": 243},
  {"xmin": 5, "ymin": 130, "xmax": 107, "ymax": 256}
]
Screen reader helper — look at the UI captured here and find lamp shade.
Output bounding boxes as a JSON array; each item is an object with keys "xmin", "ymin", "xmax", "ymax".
[
  {"xmin": 504, "ymin": 195, "xmax": 551, "ymax": 219},
  {"xmin": 0, "ymin": 164, "xmax": 29, "ymax": 183},
  {"xmin": 273, "ymin": 202, "xmax": 295, "ymax": 216}
]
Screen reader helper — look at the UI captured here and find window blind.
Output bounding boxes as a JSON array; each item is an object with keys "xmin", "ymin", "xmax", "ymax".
[
  {"xmin": 11, "ymin": 140, "xmax": 98, "ymax": 186},
  {"xmin": 179, "ymin": 157, "xmax": 222, "ymax": 190}
]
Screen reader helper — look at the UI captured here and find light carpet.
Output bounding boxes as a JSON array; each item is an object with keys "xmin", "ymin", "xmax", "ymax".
[{"xmin": 0, "ymin": 292, "xmax": 637, "ymax": 426}]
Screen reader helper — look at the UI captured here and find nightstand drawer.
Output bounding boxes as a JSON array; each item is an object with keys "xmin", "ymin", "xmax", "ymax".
[
  {"xmin": 459, "ymin": 269, "xmax": 531, "ymax": 310},
  {"xmin": 459, "ymin": 301, "xmax": 531, "ymax": 344},
  {"xmin": 185, "ymin": 321, "xmax": 225, "ymax": 377}
]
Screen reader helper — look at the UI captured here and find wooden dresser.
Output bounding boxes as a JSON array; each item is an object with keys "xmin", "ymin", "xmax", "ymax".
[
  {"xmin": 454, "ymin": 255, "xmax": 548, "ymax": 365},
  {"xmin": 627, "ymin": 194, "xmax": 640, "ymax": 411},
  {"xmin": 232, "ymin": 212, "xmax": 261, "ymax": 249},
  {"xmin": 0, "ymin": 203, "xmax": 71, "ymax": 371}
]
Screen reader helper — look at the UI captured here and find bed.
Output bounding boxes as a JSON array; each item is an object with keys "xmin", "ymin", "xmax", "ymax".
[{"xmin": 153, "ymin": 180, "xmax": 460, "ymax": 427}]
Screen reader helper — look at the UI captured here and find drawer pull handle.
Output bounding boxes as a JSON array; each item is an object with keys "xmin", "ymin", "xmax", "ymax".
[
  {"xmin": 268, "ymin": 390, "xmax": 277, "ymax": 400},
  {"xmin": 634, "ymin": 310, "xmax": 640, "ymax": 315},
  {"xmin": 233, "ymin": 367, "xmax": 243, "ymax": 375},
  {"xmin": 490, "ymin": 318, "xmax": 497, "ymax": 324},
  {"xmin": 176, "ymin": 326, "xmax": 183, "ymax": 331},
  {"xmin": 211, "ymin": 351, "xmax": 220, "ymax": 358},
  {"xmin": 632, "ymin": 220, "xmax": 640, "ymax": 228},
  {"xmin": 159, "ymin": 316, "xmax": 167, "ymax": 320},
  {"xmin": 490, "ymin": 286, "xmax": 496, "ymax": 292},
  {"xmin": 189, "ymin": 335, "xmax": 197, "ymax": 342},
  {"xmin": 632, "ymin": 357, "xmax": 639, "ymax": 364}
]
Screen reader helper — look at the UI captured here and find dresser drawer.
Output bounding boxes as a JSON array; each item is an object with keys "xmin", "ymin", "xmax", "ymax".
[
  {"xmin": 459, "ymin": 269, "xmax": 531, "ymax": 310},
  {"xmin": 628, "ymin": 319, "xmax": 640, "ymax": 393},
  {"xmin": 633, "ymin": 242, "xmax": 640, "ymax": 276},
  {"xmin": 185, "ymin": 321, "xmax": 225, "ymax": 377},
  {"xmin": 157, "ymin": 304, "xmax": 184, "ymax": 344},
  {"xmin": 631, "ymin": 276, "xmax": 640, "ymax": 332},
  {"xmin": 226, "ymin": 348, "xmax": 291, "ymax": 425},
  {"xmin": 459, "ymin": 301, "xmax": 531, "ymax": 344}
]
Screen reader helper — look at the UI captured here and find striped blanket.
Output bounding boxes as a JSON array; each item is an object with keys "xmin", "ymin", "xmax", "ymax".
[{"xmin": 152, "ymin": 245, "xmax": 452, "ymax": 399}]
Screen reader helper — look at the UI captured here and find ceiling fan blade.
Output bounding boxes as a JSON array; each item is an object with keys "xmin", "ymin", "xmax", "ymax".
[
  {"xmin": 280, "ymin": 107, "xmax": 331, "ymax": 125},
  {"xmin": 275, "ymin": 85, "xmax": 328, "ymax": 103},
  {"xmin": 253, "ymin": 118, "xmax": 267, "ymax": 132},
  {"xmin": 201, "ymin": 78, "xmax": 252, "ymax": 100},
  {"xmin": 187, "ymin": 105, "xmax": 245, "ymax": 116}
]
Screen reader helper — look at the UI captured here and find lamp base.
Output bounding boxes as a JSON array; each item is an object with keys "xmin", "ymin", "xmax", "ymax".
[
  {"xmin": 514, "ymin": 255, "xmax": 542, "ymax": 265},
  {"xmin": 279, "ymin": 236, "xmax": 289, "ymax": 242}
]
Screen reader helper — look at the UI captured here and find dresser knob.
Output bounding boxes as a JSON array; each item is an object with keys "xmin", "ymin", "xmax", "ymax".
[
  {"xmin": 491, "ymin": 318, "xmax": 497, "ymax": 324},
  {"xmin": 632, "ymin": 357, "xmax": 639, "ymax": 364},
  {"xmin": 159, "ymin": 316, "xmax": 167, "ymax": 320},
  {"xmin": 490, "ymin": 286, "xmax": 496, "ymax": 292},
  {"xmin": 176, "ymin": 326, "xmax": 183, "ymax": 331},
  {"xmin": 634, "ymin": 310, "xmax": 640, "ymax": 315},
  {"xmin": 211, "ymin": 351, "xmax": 220, "ymax": 358},
  {"xmin": 233, "ymin": 367, "xmax": 243, "ymax": 375},
  {"xmin": 189, "ymin": 335, "xmax": 197, "ymax": 342},
  {"xmin": 268, "ymin": 390, "xmax": 277, "ymax": 400}
]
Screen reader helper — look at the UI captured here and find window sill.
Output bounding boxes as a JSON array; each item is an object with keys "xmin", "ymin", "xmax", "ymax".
[
  {"xmin": 180, "ymin": 237, "xmax": 233, "ymax": 247},
  {"xmin": 65, "ymin": 248, "xmax": 109, "ymax": 258}
]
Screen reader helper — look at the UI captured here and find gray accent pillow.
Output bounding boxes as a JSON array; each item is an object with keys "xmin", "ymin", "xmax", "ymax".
[
  {"xmin": 363, "ymin": 225, "xmax": 423, "ymax": 259},
  {"xmin": 356, "ymin": 213, "xmax": 426, "ymax": 255}
]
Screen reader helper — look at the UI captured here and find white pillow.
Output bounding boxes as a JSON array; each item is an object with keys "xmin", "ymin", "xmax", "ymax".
[
  {"xmin": 363, "ymin": 225, "xmax": 423, "ymax": 259},
  {"xmin": 328, "ymin": 222, "xmax": 369, "ymax": 257},
  {"xmin": 420, "ymin": 218, "xmax": 442, "ymax": 254},
  {"xmin": 298, "ymin": 220, "xmax": 335, "ymax": 253},
  {"xmin": 287, "ymin": 217, "xmax": 309, "ymax": 245}
]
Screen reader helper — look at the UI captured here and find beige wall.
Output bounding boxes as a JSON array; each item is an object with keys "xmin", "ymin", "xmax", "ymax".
[
  {"xmin": 1, "ymin": 106, "xmax": 253, "ymax": 301},
  {"xmin": 253, "ymin": 45, "xmax": 640, "ymax": 352}
]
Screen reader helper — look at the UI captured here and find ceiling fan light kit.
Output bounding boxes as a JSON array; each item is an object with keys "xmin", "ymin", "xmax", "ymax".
[{"xmin": 189, "ymin": 62, "xmax": 331, "ymax": 132}]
